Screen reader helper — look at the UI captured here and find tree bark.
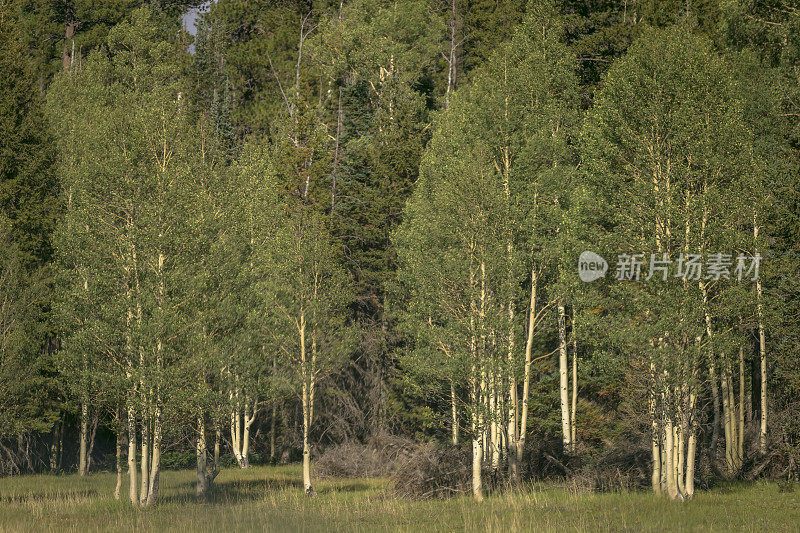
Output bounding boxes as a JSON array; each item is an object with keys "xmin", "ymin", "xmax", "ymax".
[
  {"xmin": 79, "ymin": 401, "xmax": 88, "ymax": 476},
  {"xmin": 570, "ymin": 306, "xmax": 578, "ymax": 446},
  {"xmin": 451, "ymin": 380, "xmax": 459, "ymax": 445},
  {"xmin": 114, "ymin": 416, "xmax": 123, "ymax": 500},
  {"xmin": 557, "ymin": 301, "xmax": 572, "ymax": 454},
  {"xmin": 517, "ymin": 265, "xmax": 537, "ymax": 469}
]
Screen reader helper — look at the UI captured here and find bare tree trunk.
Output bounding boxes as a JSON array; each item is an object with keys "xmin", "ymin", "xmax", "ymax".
[
  {"xmin": 650, "ymin": 361, "xmax": 661, "ymax": 494},
  {"xmin": 241, "ymin": 399, "xmax": 256, "ymax": 468},
  {"xmin": 685, "ymin": 377, "xmax": 698, "ymax": 499},
  {"xmin": 146, "ymin": 402, "xmax": 162, "ymax": 505},
  {"xmin": 517, "ymin": 265, "xmax": 537, "ymax": 468},
  {"xmin": 721, "ymin": 358, "xmax": 734, "ymax": 474},
  {"xmin": 127, "ymin": 402, "xmax": 138, "ymax": 505},
  {"xmin": 557, "ymin": 301, "xmax": 572, "ymax": 454},
  {"xmin": 300, "ymin": 311, "xmax": 315, "ymax": 496},
  {"xmin": 738, "ymin": 346, "xmax": 745, "ymax": 466},
  {"xmin": 664, "ymin": 399, "xmax": 679, "ymax": 500},
  {"xmin": 570, "ymin": 307, "xmax": 578, "ymax": 446},
  {"xmin": 79, "ymin": 400, "xmax": 88, "ymax": 476},
  {"xmin": 270, "ymin": 401, "xmax": 278, "ymax": 462},
  {"xmin": 757, "ymin": 284, "xmax": 767, "ymax": 454},
  {"xmin": 214, "ymin": 424, "xmax": 220, "ymax": 469},
  {"xmin": 451, "ymin": 380, "xmax": 459, "ymax": 445},
  {"xmin": 469, "ymin": 261, "xmax": 483, "ymax": 502},
  {"xmin": 140, "ymin": 417, "xmax": 149, "ymax": 504},
  {"xmin": 196, "ymin": 416, "xmax": 219, "ymax": 499},
  {"xmin": 114, "ymin": 410, "xmax": 123, "ymax": 500}
]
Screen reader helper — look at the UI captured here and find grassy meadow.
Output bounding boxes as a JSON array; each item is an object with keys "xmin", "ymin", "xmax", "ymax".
[{"xmin": 0, "ymin": 465, "xmax": 797, "ymax": 532}]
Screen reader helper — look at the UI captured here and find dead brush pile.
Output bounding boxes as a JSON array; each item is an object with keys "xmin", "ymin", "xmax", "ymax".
[
  {"xmin": 390, "ymin": 442, "xmax": 471, "ymax": 499},
  {"xmin": 315, "ymin": 432, "xmax": 417, "ymax": 478}
]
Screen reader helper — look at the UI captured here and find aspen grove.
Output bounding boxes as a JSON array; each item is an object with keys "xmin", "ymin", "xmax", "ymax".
[{"xmin": 1, "ymin": 0, "xmax": 799, "ymax": 510}]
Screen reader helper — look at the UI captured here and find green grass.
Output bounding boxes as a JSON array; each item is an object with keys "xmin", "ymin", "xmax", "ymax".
[{"xmin": 0, "ymin": 465, "xmax": 797, "ymax": 532}]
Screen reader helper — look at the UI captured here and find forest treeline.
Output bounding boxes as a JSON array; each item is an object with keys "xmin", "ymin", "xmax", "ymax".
[{"xmin": 0, "ymin": 0, "xmax": 798, "ymax": 504}]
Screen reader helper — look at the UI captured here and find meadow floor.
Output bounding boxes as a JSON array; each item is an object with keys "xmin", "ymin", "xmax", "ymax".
[{"xmin": 0, "ymin": 464, "xmax": 797, "ymax": 532}]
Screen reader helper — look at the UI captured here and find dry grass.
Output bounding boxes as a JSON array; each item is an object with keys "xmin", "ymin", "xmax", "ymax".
[{"xmin": 0, "ymin": 464, "xmax": 798, "ymax": 532}]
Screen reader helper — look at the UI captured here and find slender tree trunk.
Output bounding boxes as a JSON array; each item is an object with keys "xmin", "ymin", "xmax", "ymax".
[
  {"xmin": 664, "ymin": 398, "xmax": 679, "ymax": 500},
  {"xmin": 451, "ymin": 380, "xmax": 459, "ymax": 445},
  {"xmin": 570, "ymin": 307, "xmax": 578, "ymax": 446},
  {"xmin": 738, "ymin": 345, "xmax": 745, "ymax": 466},
  {"xmin": 489, "ymin": 371, "xmax": 499, "ymax": 471},
  {"xmin": 146, "ymin": 402, "xmax": 162, "ymax": 505},
  {"xmin": 757, "ymin": 279, "xmax": 767, "ymax": 453},
  {"xmin": 685, "ymin": 374, "xmax": 698, "ymax": 499},
  {"xmin": 557, "ymin": 301, "xmax": 572, "ymax": 454},
  {"xmin": 214, "ymin": 424, "xmax": 221, "ymax": 470},
  {"xmin": 650, "ymin": 361, "xmax": 661, "ymax": 494},
  {"xmin": 469, "ymin": 261, "xmax": 483, "ymax": 502},
  {"xmin": 300, "ymin": 311, "xmax": 315, "ymax": 496},
  {"xmin": 518, "ymin": 265, "xmax": 537, "ymax": 468},
  {"xmin": 79, "ymin": 401, "xmax": 88, "ymax": 476},
  {"xmin": 196, "ymin": 416, "xmax": 218, "ymax": 499},
  {"xmin": 721, "ymin": 358, "xmax": 734, "ymax": 474},
  {"xmin": 270, "ymin": 401, "xmax": 278, "ymax": 462},
  {"xmin": 242, "ymin": 399, "xmax": 255, "ymax": 468},
  {"xmin": 127, "ymin": 403, "xmax": 138, "ymax": 505},
  {"xmin": 114, "ymin": 411, "xmax": 123, "ymax": 500},
  {"xmin": 140, "ymin": 417, "xmax": 149, "ymax": 503}
]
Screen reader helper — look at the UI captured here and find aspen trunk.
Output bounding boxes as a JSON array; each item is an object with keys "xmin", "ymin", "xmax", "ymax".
[
  {"xmin": 79, "ymin": 400, "xmax": 88, "ymax": 476},
  {"xmin": 300, "ymin": 311, "xmax": 315, "ymax": 496},
  {"xmin": 664, "ymin": 411, "xmax": 679, "ymax": 500},
  {"xmin": 114, "ymin": 424, "xmax": 122, "ymax": 500},
  {"xmin": 270, "ymin": 402, "xmax": 277, "ymax": 462},
  {"xmin": 518, "ymin": 265, "xmax": 537, "ymax": 466},
  {"xmin": 721, "ymin": 359, "xmax": 734, "ymax": 474},
  {"xmin": 140, "ymin": 418, "xmax": 149, "ymax": 503},
  {"xmin": 468, "ymin": 258, "xmax": 483, "ymax": 502},
  {"xmin": 570, "ymin": 307, "xmax": 578, "ymax": 445},
  {"xmin": 557, "ymin": 301, "xmax": 572, "ymax": 454},
  {"xmin": 127, "ymin": 403, "xmax": 138, "ymax": 505},
  {"xmin": 196, "ymin": 418, "xmax": 210, "ymax": 498},
  {"xmin": 231, "ymin": 387, "xmax": 243, "ymax": 467},
  {"xmin": 146, "ymin": 405, "xmax": 162, "ymax": 505},
  {"xmin": 451, "ymin": 380, "xmax": 459, "ymax": 445},
  {"xmin": 214, "ymin": 425, "xmax": 221, "ymax": 470},
  {"xmin": 196, "ymin": 416, "xmax": 218, "ymax": 499},
  {"xmin": 489, "ymin": 371, "xmax": 499, "ymax": 470},
  {"xmin": 302, "ymin": 393, "xmax": 313, "ymax": 496},
  {"xmin": 757, "ymin": 276, "xmax": 767, "ymax": 453},
  {"xmin": 649, "ymin": 361, "xmax": 661, "ymax": 494},
  {"xmin": 685, "ymin": 379, "xmax": 698, "ymax": 499},
  {"xmin": 472, "ymin": 430, "xmax": 483, "ymax": 501},
  {"xmin": 738, "ymin": 346, "xmax": 745, "ymax": 466},
  {"xmin": 241, "ymin": 399, "xmax": 255, "ymax": 468}
]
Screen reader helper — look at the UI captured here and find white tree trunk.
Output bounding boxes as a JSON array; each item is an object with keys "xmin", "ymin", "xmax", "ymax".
[
  {"xmin": 127, "ymin": 403, "xmax": 137, "ymax": 505},
  {"xmin": 557, "ymin": 302, "xmax": 572, "ymax": 454},
  {"xmin": 451, "ymin": 380, "xmax": 459, "ymax": 445},
  {"xmin": 79, "ymin": 401, "xmax": 88, "ymax": 476},
  {"xmin": 518, "ymin": 265, "xmax": 537, "ymax": 467}
]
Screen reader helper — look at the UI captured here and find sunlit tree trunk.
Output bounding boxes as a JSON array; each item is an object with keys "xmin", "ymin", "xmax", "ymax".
[
  {"xmin": 114, "ymin": 408, "xmax": 123, "ymax": 500},
  {"xmin": 79, "ymin": 401, "xmax": 88, "ymax": 476},
  {"xmin": 300, "ymin": 308, "xmax": 315, "ymax": 496},
  {"xmin": 517, "ymin": 264, "xmax": 538, "ymax": 470},
  {"xmin": 451, "ymin": 380, "xmax": 459, "ymax": 446},
  {"xmin": 649, "ymin": 361, "xmax": 662, "ymax": 494},
  {"xmin": 558, "ymin": 301, "xmax": 572, "ymax": 454}
]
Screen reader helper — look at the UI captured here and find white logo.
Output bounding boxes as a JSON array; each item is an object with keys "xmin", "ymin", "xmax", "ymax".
[{"xmin": 578, "ymin": 251, "xmax": 608, "ymax": 282}]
